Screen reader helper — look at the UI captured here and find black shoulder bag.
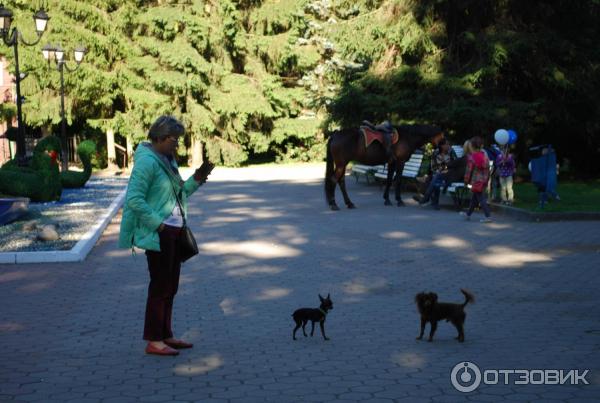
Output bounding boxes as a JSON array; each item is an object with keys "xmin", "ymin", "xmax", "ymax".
[
  {"xmin": 172, "ymin": 188, "xmax": 199, "ymax": 262},
  {"xmin": 159, "ymin": 163, "xmax": 199, "ymax": 262}
]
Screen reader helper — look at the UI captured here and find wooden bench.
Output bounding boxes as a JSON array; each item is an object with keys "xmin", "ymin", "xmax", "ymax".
[
  {"xmin": 447, "ymin": 182, "xmax": 472, "ymax": 208},
  {"xmin": 446, "ymin": 145, "xmax": 469, "ymax": 207},
  {"xmin": 373, "ymin": 151, "xmax": 424, "ymax": 181},
  {"xmin": 351, "ymin": 164, "xmax": 384, "ymax": 183}
]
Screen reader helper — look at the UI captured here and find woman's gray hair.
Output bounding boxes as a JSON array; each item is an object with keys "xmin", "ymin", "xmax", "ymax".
[{"xmin": 148, "ymin": 115, "xmax": 185, "ymax": 141}]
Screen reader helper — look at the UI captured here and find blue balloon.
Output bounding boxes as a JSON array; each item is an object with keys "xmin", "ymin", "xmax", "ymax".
[{"xmin": 507, "ymin": 130, "xmax": 518, "ymax": 145}]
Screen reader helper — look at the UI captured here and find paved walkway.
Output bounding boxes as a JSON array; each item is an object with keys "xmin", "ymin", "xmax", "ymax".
[{"xmin": 1, "ymin": 165, "xmax": 599, "ymax": 403}]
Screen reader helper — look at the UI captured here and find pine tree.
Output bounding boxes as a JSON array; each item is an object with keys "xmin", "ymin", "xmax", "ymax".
[{"xmin": 1, "ymin": 0, "xmax": 597, "ymax": 173}]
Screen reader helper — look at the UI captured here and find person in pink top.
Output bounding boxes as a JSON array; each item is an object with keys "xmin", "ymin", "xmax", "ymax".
[{"xmin": 461, "ymin": 136, "xmax": 492, "ymax": 222}]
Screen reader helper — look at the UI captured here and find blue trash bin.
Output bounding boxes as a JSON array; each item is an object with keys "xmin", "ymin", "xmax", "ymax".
[{"xmin": 529, "ymin": 145, "xmax": 558, "ymax": 208}]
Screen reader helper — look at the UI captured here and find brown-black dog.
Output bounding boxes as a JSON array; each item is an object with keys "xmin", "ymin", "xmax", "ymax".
[
  {"xmin": 415, "ymin": 289, "xmax": 474, "ymax": 342},
  {"xmin": 292, "ymin": 294, "xmax": 333, "ymax": 340}
]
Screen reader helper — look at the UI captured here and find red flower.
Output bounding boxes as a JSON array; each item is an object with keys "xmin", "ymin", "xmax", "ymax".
[{"xmin": 48, "ymin": 150, "xmax": 58, "ymax": 163}]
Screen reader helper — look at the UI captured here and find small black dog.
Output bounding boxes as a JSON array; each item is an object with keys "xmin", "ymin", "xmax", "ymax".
[
  {"xmin": 292, "ymin": 294, "xmax": 333, "ymax": 340},
  {"xmin": 415, "ymin": 289, "xmax": 474, "ymax": 342}
]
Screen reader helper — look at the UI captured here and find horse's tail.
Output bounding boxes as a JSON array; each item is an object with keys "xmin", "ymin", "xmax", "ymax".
[{"xmin": 324, "ymin": 136, "xmax": 334, "ymax": 203}]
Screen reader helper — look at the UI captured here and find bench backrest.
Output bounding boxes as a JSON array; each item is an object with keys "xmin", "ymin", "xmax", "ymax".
[
  {"xmin": 452, "ymin": 145, "xmax": 464, "ymax": 158},
  {"xmin": 402, "ymin": 150, "xmax": 423, "ymax": 178}
]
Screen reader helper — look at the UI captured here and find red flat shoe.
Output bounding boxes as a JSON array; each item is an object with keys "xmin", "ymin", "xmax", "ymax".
[
  {"xmin": 164, "ymin": 339, "xmax": 193, "ymax": 349},
  {"xmin": 145, "ymin": 343, "xmax": 179, "ymax": 356}
]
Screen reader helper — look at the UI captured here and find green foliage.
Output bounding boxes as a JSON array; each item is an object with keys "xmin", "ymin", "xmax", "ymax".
[
  {"xmin": 220, "ymin": 0, "xmax": 247, "ymax": 72},
  {"xmin": 249, "ymin": 0, "xmax": 305, "ymax": 35},
  {"xmin": 60, "ymin": 140, "xmax": 96, "ymax": 188},
  {"xmin": 134, "ymin": 5, "xmax": 187, "ymax": 41},
  {"xmin": 271, "ymin": 117, "xmax": 324, "ymax": 161},
  {"xmin": 326, "ymin": 0, "xmax": 600, "ymax": 175},
  {"xmin": 2, "ymin": 0, "xmax": 596, "ymax": 173},
  {"xmin": 2, "ymin": 0, "xmax": 328, "ymax": 167},
  {"xmin": 138, "ymin": 36, "xmax": 211, "ymax": 76},
  {"xmin": 206, "ymin": 73, "xmax": 280, "ymax": 165},
  {"xmin": 0, "ymin": 104, "xmax": 16, "ymax": 122},
  {"xmin": 206, "ymin": 137, "xmax": 248, "ymax": 167},
  {"xmin": 250, "ymin": 33, "xmax": 321, "ymax": 76},
  {"xmin": 0, "ymin": 136, "xmax": 62, "ymax": 202}
]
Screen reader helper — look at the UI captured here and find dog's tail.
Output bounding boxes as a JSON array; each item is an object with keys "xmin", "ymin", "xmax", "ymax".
[{"xmin": 461, "ymin": 289, "xmax": 475, "ymax": 307}]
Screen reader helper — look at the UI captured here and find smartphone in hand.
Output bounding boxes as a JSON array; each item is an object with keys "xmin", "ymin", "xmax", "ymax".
[
  {"xmin": 199, "ymin": 160, "xmax": 215, "ymax": 177},
  {"xmin": 196, "ymin": 142, "xmax": 215, "ymax": 181},
  {"xmin": 201, "ymin": 142, "xmax": 210, "ymax": 164}
]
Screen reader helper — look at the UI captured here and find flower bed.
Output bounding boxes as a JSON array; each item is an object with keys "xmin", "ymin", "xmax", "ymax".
[{"xmin": 0, "ymin": 176, "xmax": 128, "ymax": 252}]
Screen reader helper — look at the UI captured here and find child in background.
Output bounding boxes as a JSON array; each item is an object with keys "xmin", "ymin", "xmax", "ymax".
[
  {"xmin": 461, "ymin": 136, "xmax": 492, "ymax": 223},
  {"xmin": 496, "ymin": 149, "xmax": 516, "ymax": 205}
]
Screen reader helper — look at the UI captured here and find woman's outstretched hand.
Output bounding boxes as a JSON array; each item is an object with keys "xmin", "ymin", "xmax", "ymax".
[{"xmin": 194, "ymin": 160, "xmax": 215, "ymax": 184}]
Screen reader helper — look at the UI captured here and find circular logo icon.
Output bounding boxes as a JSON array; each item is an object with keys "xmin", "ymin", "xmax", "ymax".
[{"xmin": 451, "ymin": 361, "xmax": 482, "ymax": 392}]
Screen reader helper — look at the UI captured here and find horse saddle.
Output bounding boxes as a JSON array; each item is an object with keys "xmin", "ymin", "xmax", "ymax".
[{"xmin": 360, "ymin": 120, "xmax": 399, "ymax": 148}]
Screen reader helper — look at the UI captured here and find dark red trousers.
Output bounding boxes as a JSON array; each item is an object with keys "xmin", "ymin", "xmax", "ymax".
[{"xmin": 144, "ymin": 225, "xmax": 182, "ymax": 341}]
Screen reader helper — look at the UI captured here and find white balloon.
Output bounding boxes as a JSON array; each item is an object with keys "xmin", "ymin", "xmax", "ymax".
[{"xmin": 494, "ymin": 129, "xmax": 509, "ymax": 145}]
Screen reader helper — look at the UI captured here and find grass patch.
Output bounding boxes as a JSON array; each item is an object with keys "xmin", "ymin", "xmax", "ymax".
[{"xmin": 512, "ymin": 180, "xmax": 600, "ymax": 212}]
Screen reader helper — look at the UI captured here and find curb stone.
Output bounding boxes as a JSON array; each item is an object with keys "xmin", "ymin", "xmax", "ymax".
[{"xmin": 489, "ymin": 202, "xmax": 600, "ymax": 222}]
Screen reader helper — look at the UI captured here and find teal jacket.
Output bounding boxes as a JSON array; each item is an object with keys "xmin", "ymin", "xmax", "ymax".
[{"xmin": 118, "ymin": 142, "xmax": 201, "ymax": 251}]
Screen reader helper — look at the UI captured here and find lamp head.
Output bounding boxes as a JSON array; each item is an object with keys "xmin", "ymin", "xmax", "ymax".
[
  {"xmin": 74, "ymin": 46, "xmax": 86, "ymax": 64},
  {"xmin": 0, "ymin": 5, "xmax": 13, "ymax": 33},
  {"xmin": 33, "ymin": 8, "xmax": 50, "ymax": 35},
  {"xmin": 42, "ymin": 43, "xmax": 53, "ymax": 60},
  {"xmin": 54, "ymin": 45, "xmax": 64, "ymax": 62}
]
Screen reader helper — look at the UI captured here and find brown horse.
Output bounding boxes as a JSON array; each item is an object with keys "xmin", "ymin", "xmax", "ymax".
[{"xmin": 324, "ymin": 125, "xmax": 444, "ymax": 210}]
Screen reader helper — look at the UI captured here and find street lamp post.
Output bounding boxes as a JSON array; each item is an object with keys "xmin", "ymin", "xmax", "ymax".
[
  {"xmin": 0, "ymin": 4, "xmax": 49, "ymax": 165},
  {"xmin": 42, "ymin": 44, "xmax": 86, "ymax": 172}
]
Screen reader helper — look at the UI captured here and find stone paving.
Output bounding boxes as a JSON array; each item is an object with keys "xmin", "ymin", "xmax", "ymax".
[{"xmin": 1, "ymin": 164, "xmax": 599, "ymax": 403}]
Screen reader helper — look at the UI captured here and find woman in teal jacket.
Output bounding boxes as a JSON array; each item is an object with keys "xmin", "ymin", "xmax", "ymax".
[{"xmin": 119, "ymin": 115, "xmax": 214, "ymax": 356}]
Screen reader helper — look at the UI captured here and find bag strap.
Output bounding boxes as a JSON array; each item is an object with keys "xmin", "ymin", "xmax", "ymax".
[
  {"xmin": 172, "ymin": 184, "xmax": 187, "ymax": 227},
  {"xmin": 156, "ymin": 161, "xmax": 187, "ymax": 226}
]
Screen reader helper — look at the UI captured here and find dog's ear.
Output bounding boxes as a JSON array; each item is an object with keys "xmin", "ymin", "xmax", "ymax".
[
  {"xmin": 431, "ymin": 293, "xmax": 438, "ymax": 302},
  {"xmin": 415, "ymin": 292, "xmax": 422, "ymax": 303},
  {"xmin": 319, "ymin": 294, "xmax": 324, "ymax": 302},
  {"xmin": 326, "ymin": 293, "xmax": 330, "ymax": 300}
]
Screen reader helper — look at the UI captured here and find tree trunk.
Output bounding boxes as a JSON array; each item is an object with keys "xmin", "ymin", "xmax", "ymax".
[
  {"xmin": 73, "ymin": 135, "xmax": 80, "ymax": 163},
  {"xmin": 106, "ymin": 128, "xmax": 117, "ymax": 170},
  {"xmin": 190, "ymin": 136, "xmax": 203, "ymax": 168},
  {"xmin": 41, "ymin": 125, "xmax": 51, "ymax": 137},
  {"xmin": 126, "ymin": 136, "xmax": 133, "ymax": 167}
]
